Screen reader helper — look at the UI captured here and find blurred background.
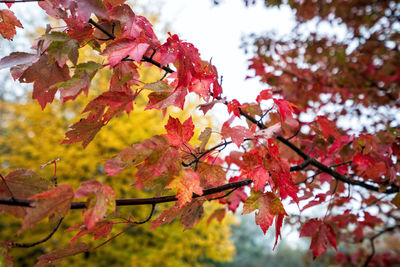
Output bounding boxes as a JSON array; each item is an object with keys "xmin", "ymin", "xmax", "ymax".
[{"xmin": 1, "ymin": 0, "xmax": 382, "ymax": 266}]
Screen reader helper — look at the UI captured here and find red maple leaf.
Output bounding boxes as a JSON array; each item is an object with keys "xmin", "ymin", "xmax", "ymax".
[
  {"xmin": 273, "ymin": 98, "xmax": 294, "ymax": 123},
  {"xmin": 227, "ymin": 99, "xmax": 241, "ymax": 117},
  {"xmin": 157, "ymin": 34, "xmax": 221, "ymax": 99},
  {"xmin": 83, "ymin": 91, "xmax": 137, "ymax": 122},
  {"xmin": 75, "ymin": 180, "xmax": 116, "ymax": 230},
  {"xmin": 62, "ymin": 119, "xmax": 104, "ymax": 148},
  {"xmin": 250, "ymin": 167, "xmax": 270, "ymax": 192},
  {"xmin": 40, "ymin": 32, "xmax": 79, "ymax": 67},
  {"xmin": 207, "ymin": 208, "xmax": 226, "ymax": 224},
  {"xmin": 104, "ymin": 136, "xmax": 168, "ymax": 177},
  {"xmin": 0, "ymin": 52, "xmax": 39, "ymax": 70},
  {"xmin": 221, "ymin": 121, "xmax": 253, "ymax": 148},
  {"xmin": 352, "ymin": 152, "xmax": 375, "ymax": 172},
  {"xmin": 35, "ymin": 242, "xmax": 88, "ymax": 267},
  {"xmin": 130, "ymin": 137, "xmax": 181, "ymax": 188},
  {"xmin": 52, "ymin": 61, "xmax": 101, "ymax": 102},
  {"xmin": 198, "ymin": 98, "xmax": 225, "ymax": 115},
  {"xmin": 149, "ymin": 203, "xmax": 183, "ymax": 231},
  {"xmin": 316, "ymin": 116, "xmax": 341, "ymax": 140},
  {"xmin": 256, "ymin": 89, "xmax": 273, "ymax": 103},
  {"xmin": 110, "ymin": 61, "xmax": 139, "ymax": 92},
  {"xmin": 108, "ymin": 5, "xmax": 159, "ymax": 43},
  {"xmin": 0, "ymin": 169, "xmax": 51, "ymax": 218},
  {"xmin": 163, "ymin": 116, "xmax": 195, "ymax": 147},
  {"xmin": 0, "ymin": 9, "xmax": 22, "ymax": 40},
  {"xmin": 146, "ymin": 85, "xmax": 187, "ymax": 111},
  {"xmin": 300, "ymin": 218, "xmax": 337, "ymax": 259},
  {"xmin": 21, "ymin": 184, "xmax": 74, "ymax": 233},
  {"xmin": 102, "ymin": 38, "xmax": 150, "ymax": 67},
  {"xmin": 166, "ymin": 169, "xmax": 203, "ymax": 207},
  {"xmin": 242, "ymin": 191, "xmax": 287, "ymax": 248},
  {"xmin": 150, "ymin": 198, "xmax": 205, "ymax": 231},
  {"xmin": 39, "ymin": 0, "xmax": 106, "ymax": 28},
  {"xmin": 181, "ymin": 198, "xmax": 205, "ymax": 230},
  {"xmin": 19, "ymin": 55, "xmax": 71, "ymax": 109},
  {"xmin": 197, "ymin": 162, "xmax": 226, "ymax": 188},
  {"xmin": 67, "ymin": 221, "xmax": 113, "ymax": 244}
]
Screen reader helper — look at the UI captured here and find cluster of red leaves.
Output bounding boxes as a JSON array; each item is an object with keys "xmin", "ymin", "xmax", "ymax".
[
  {"xmin": 0, "ymin": 169, "xmax": 114, "ymax": 244},
  {"xmin": 0, "ymin": 0, "xmax": 399, "ymax": 266}
]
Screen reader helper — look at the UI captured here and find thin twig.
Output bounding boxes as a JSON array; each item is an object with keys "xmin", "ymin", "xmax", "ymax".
[
  {"xmin": 0, "ymin": 173, "xmax": 15, "ymax": 200},
  {"xmin": 89, "ymin": 229, "xmax": 126, "ymax": 252},
  {"xmin": 88, "ymin": 19, "xmax": 115, "ymax": 40},
  {"xmin": 89, "ymin": 204, "xmax": 155, "ymax": 251},
  {"xmin": 134, "ymin": 204, "xmax": 156, "ymax": 224},
  {"xmin": 9, "ymin": 218, "xmax": 64, "ymax": 248},
  {"xmin": 362, "ymin": 224, "xmax": 400, "ymax": 267},
  {"xmin": 290, "ymin": 158, "xmax": 312, "ymax": 172},
  {"xmin": 207, "ymin": 187, "xmax": 239, "ymax": 201},
  {"xmin": 286, "ymin": 128, "xmax": 300, "ymax": 141}
]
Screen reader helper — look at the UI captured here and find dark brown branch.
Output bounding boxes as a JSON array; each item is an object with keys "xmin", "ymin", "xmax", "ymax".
[
  {"xmin": 72, "ymin": 178, "xmax": 252, "ymax": 209},
  {"xmin": 142, "ymin": 56, "xmax": 174, "ymax": 74},
  {"xmin": 134, "ymin": 204, "xmax": 155, "ymax": 224},
  {"xmin": 182, "ymin": 140, "xmax": 233, "ymax": 167},
  {"xmin": 290, "ymin": 158, "xmax": 312, "ymax": 172},
  {"xmin": 234, "ymin": 106, "xmax": 399, "ymax": 194},
  {"xmin": 0, "ymin": 196, "xmax": 33, "ymax": 207},
  {"xmin": 88, "ymin": 19, "xmax": 115, "ymax": 40},
  {"xmin": 9, "ymin": 218, "xmax": 64, "ymax": 248},
  {"xmin": 0, "ymin": 179, "xmax": 253, "ymax": 209},
  {"xmin": 362, "ymin": 224, "xmax": 400, "ymax": 267},
  {"xmin": 88, "ymin": 19, "xmax": 174, "ymax": 74}
]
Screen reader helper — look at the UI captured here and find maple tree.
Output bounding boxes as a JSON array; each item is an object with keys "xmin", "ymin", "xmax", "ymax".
[
  {"xmin": 0, "ymin": 63, "xmax": 236, "ymax": 266},
  {"xmin": 0, "ymin": 0, "xmax": 399, "ymax": 266}
]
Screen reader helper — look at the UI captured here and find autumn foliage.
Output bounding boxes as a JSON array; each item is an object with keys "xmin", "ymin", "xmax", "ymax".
[{"xmin": 0, "ymin": 0, "xmax": 399, "ymax": 266}]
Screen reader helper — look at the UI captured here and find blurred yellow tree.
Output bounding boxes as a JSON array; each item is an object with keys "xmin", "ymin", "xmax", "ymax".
[{"xmin": 0, "ymin": 48, "xmax": 234, "ymax": 266}]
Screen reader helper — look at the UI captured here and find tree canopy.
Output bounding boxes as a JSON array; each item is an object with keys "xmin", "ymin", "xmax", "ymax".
[{"xmin": 0, "ymin": 0, "xmax": 399, "ymax": 266}]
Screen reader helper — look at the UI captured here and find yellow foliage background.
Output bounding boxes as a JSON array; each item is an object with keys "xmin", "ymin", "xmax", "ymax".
[{"xmin": 0, "ymin": 48, "xmax": 234, "ymax": 266}]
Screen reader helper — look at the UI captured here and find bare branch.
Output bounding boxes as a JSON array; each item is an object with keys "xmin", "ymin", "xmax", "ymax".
[
  {"xmin": 134, "ymin": 204, "xmax": 156, "ymax": 225},
  {"xmin": 9, "ymin": 218, "xmax": 64, "ymax": 248},
  {"xmin": 362, "ymin": 224, "xmax": 400, "ymax": 267},
  {"xmin": 0, "ymin": 196, "xmax": 33, "ymax": 207}
]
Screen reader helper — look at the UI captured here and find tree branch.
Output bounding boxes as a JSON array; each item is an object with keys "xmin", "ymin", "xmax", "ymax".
[
  {"xmin": 133, "ymin": 204, "xmax": 156, "ymax": 224},
  {"xmin": 235, "ymin": 107, "xmax": 399, "ymax": 194},
  {"xmin": 8, "ymin": 218, "xmax": 64, "ymax": 248},
  {"xmin": 0, "ymin": 196, "xmax": 33, "ymax": 207},
  {"xmin": 87, "ymin": 19, "xmax": 174, "ymax": 74},
  {"xmin": 0, "ymin": 179, "xmax": 252, "ymax": 209},
  {"xmin": 362, "ymin": 224, "xmax": 400, "ymax": 267}
]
